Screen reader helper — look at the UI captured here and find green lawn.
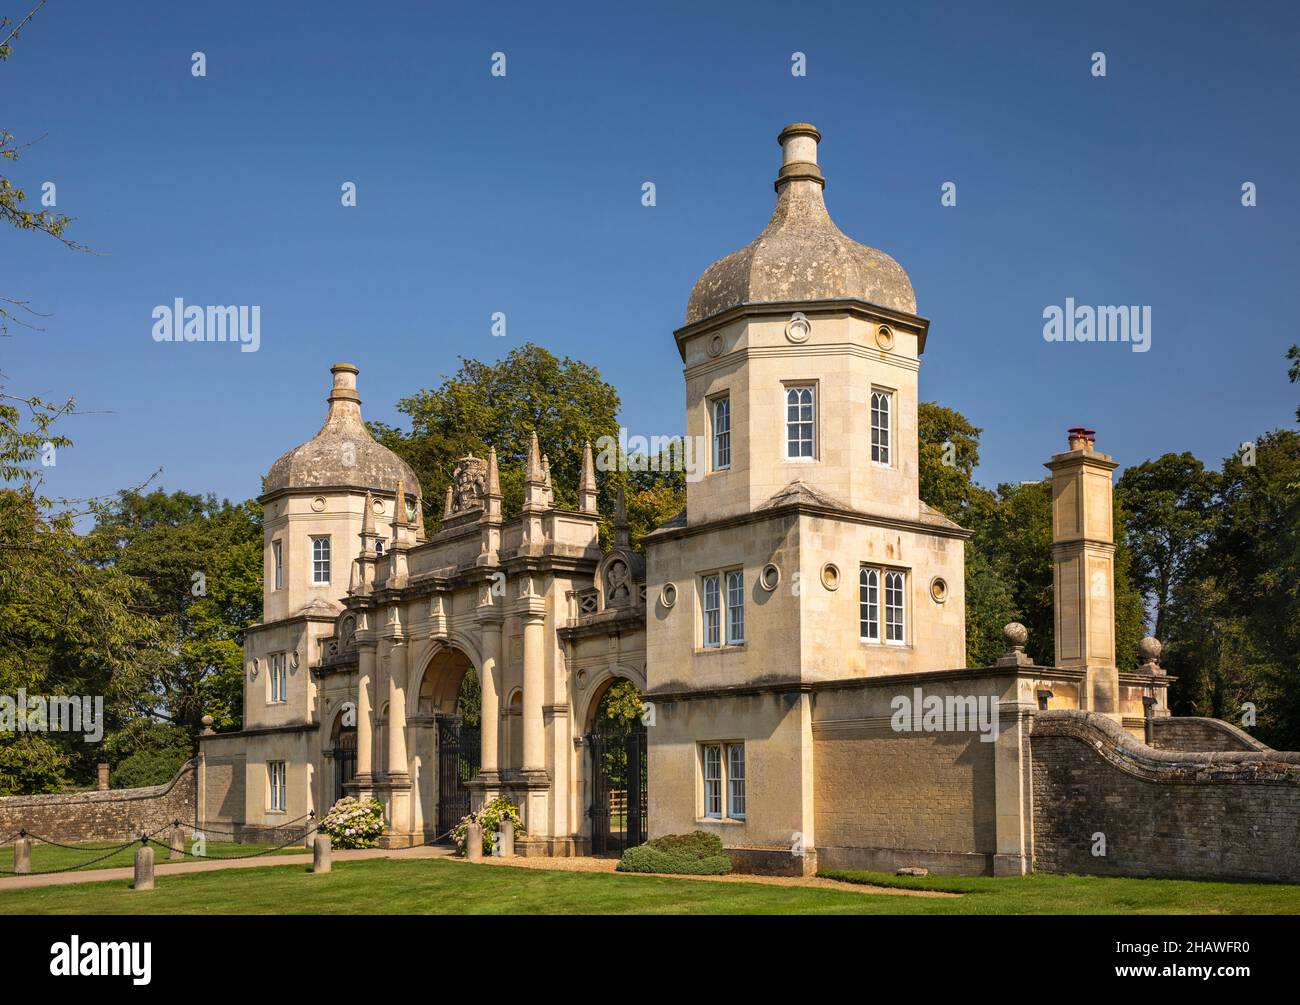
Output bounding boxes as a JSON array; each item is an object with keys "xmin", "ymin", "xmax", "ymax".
[
  {"xmin": 1, "ymin": 838, "xmax": 304, "ymax": 876},
  {"xmin": 1, "ymin": 857, "xmax": 1298, "ymax": 914}
]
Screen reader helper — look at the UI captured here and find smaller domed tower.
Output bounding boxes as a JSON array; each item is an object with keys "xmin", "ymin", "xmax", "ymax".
[{"xmin": 244, "ymin": 363, "xmax": 422, "ymax": 730}]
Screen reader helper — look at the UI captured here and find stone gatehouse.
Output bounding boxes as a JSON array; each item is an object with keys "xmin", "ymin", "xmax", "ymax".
[{"xmin": 196, "ymin": 122, "xmax": 1300, "ymax": 882}]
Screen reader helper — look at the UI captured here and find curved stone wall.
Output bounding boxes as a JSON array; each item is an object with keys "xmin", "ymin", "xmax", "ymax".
[{"xmin": 1030, "ymin": 711, "xmax": 1300, "ymax": 882}]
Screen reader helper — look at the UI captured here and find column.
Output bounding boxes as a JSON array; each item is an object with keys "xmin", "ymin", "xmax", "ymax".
[
  {"xmin": 385, "ymin": 641, "xmax": 412, "ymax": 837},
  {"xmin": 355, "ymin": 645, "xmax": 375, "ymax": 785},
  {"xmin": 387, "ymin": 643, "xmax": 409, "ymax": 776},
  {"xmin": 478, "ymin": 614, "xmax": 503, "ymax": 778},
  {"xmin": 521, "ymin": 610, "xmax": 547, "ymax": 774}
]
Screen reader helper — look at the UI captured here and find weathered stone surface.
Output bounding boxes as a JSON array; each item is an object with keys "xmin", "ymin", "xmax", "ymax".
[
  {"xmin": 312, "ymin": 834, "xmax": 331, "ymax": 873},
  {"xmin": 1030, "ymin": 710, "xmax": 1300, "ymax": 883},
  {"xmin": 1150, "ymin": 716, "xmax": 1269, "ymax": 753},
  {"xmin": 133, "ymin": 844, "xmax": 154, "ymax": 891},
  {"xmin": 262, "ymin": 364, "xmax": 419, "ymax": 497},
  {"xmin": 0, "ymin": 761, "xmax": 195, "ymax": 845},
  {"xmin": 685, "ymin": 124, "xmax": 916, "ymax": 325}
]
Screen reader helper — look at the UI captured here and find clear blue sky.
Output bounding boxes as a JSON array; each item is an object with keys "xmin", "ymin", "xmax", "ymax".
[{"xmin": 3, "ymin": 0, "xmax": 1297, "ymax": 510}]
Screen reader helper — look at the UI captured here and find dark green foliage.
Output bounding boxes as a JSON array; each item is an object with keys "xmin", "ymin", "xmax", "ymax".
[{"xmin": 616, "ymin": 831, "xmax": 731, "ymax": 875}]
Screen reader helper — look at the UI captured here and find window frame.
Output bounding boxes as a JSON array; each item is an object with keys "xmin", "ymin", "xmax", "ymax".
[
  {"xmin": 272, "ymin": 539, "xmax": 283, "ymax": 591},
  {"xmin": 700, "ymin": 567, "xmax": 745, "ymax": 650},
  {"xmin": 860, "ymin": 565, "xmax": 908, "ymax": 647},
  {"xmin": 267, "ymin": 651, "xmax": 288, "ymax": 704},
  {"xmin": 703, "ymin": 744, "xmax": 723, "ymax": 818},
  {"xmin": 884, "ymin": 569, "xmax": 906, "ymax": 645},
  {"xmin": 725, "ymin": 570, "xmax": 745, "ymax": 645},
  {"xmin": 859, "ymin": 567, "xmax": 880, "ymax": 643},
  {"xmin": 268, "ymin": 760, "xmax": 286, "ymax": 813},
  {"xmin": 783, "ymin": 383, "xmax": 817, "ymax": 460},
  {"xmin": 727, "ymin": 743, "xmax": 746, "ymax": 819},
  {"xmin": 702, "ymin": 574, "xmax": 722, "ymax": 648},
  {"xmin": 871, "ymin": 387, "xmax": 894, "ymax": 467},
  {"xmin": 700, "ymin": 742, "xmax": 746, "ymax": 822},
  {"xmin": 311, "ymin": 535, "xmax": 331, "ymax": 586},
  {"xmin": 711, "ymin": 394, "xmax": 732, "ymax": 472}
]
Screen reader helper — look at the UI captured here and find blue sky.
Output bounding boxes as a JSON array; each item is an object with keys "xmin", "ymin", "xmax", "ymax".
[{"xmin": 3, "ymin": 0, "xmax": 1297, "ymax": 510}]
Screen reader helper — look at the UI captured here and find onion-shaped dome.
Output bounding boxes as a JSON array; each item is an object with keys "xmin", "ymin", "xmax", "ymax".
[{"xmin": 685, "ymin": 123, "xmax": 915, "ymax": 325}]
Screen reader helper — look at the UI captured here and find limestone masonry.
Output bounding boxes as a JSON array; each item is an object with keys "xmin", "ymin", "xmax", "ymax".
[{"xmin": 55, "ymin": 122, "xmax": 1291, "ymax": 881}]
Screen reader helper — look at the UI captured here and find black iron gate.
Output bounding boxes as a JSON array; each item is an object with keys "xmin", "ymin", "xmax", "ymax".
[
  {"xmin": 437, "ymin": 717, "xmax": 480, "ymax": 839},
  {"xmin": 587, "ymin": 718, "xmax": 648, "ymax": 855},
  {"xmin": 332, "ymin": 730, "xmax": 356, "ymax": 803}
]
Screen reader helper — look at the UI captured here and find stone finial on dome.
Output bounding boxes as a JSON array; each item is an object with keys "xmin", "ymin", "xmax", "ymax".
[
  {"xmin": 262, "ymin": 363, "xmax": 421, "ymax": 498},
  {"xmin": 683, "ymin": 122, "xmax": 916, "ymax": 326},
  {"xmin": 775, "ymin": 122, "xmax": 824, "ymax": 192}
]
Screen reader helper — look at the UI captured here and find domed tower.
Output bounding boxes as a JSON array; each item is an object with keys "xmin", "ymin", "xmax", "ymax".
[
  {"xmin": 245, "ymin": 363, "xmax": 421, "ymax": 728},
  {"xmin": 644, "ymin": 124, "xmax": 969, "ymax": 869},
  {"xmin": 679, "ymin": 123, "xmax": 926, "ymax": 526}
]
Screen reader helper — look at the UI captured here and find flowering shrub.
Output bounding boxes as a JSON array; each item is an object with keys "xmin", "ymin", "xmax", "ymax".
[
  {"xmin": 451, "ymin": 796, "xmax": 525, "ymax": 856},
  {"xmin": 319, "ymin": 796, "xmax": 385, "ymax": 849}
]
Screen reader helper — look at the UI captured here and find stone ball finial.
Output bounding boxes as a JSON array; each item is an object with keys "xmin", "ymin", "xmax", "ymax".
[
  {"xmin": 1003, "ymin": 622, "xmax": 1028, "ymax": 648},
  {"xmin": 200, "ymin": 714, "xmax": 214, "ymax": 735},
  {"xmin": 1138, "ymin": 636, "xmax": 1162, "ymax": 664}
]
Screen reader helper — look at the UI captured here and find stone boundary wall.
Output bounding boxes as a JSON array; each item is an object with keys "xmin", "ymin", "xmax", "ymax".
[
  {"xmin": 1030, "ymin": 710, "xmax": 1300, "ymax": 883},
  {"xmin": 0, "ymin": 760, "xmax": 196, "ymax": 845},
  {"xmin": 1150, "ymin": 716, "xmax": 1269, "ymax": 753}
]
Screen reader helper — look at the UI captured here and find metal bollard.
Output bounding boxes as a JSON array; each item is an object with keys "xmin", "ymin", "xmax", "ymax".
[
  {"xmin": 465, "ymin": 822, "xmax": 483, "ymax": 862},
  {"xmin": 312, "ymin": 834, "xmax": 331, "ymax": 874}
]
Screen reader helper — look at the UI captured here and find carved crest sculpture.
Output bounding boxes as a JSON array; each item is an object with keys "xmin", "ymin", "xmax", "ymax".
[{"xmin": 450, "ymin": 454, "xmax": 488, "ymax": 513}]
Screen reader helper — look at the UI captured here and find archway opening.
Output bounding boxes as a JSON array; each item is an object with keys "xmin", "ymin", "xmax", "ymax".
[
  {"xmin": 330, "ymin": 709, "xmax": 357, "ymax": 803},
  {"xmin": 419, "ymin": 647, "xmax": 481, "ymax": 839},
  {"xmin": 586, "ymin": 678, "xmax": 647, "ymax": 856}
]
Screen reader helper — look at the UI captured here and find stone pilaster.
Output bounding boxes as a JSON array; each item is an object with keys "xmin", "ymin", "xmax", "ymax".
[
  {"xmin": 353, "ymin": 642, "xmax": 376, "ymax": 794},
  {"xmin": 1046, "ymin": 428, "xmax": 1121, "ymax": 722}
]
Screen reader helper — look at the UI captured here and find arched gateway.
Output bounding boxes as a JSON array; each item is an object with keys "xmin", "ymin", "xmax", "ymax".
[{"xmin": 201, "ymin": 364, "xmax": 651, "ymax": 852}]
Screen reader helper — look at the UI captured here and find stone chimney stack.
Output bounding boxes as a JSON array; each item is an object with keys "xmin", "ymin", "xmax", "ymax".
[{"xmin": 1045, "ymin": 427, "xmax": 1120, "ymax": 720}]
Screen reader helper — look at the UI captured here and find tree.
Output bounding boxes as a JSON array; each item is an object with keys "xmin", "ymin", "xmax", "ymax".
[
  {"xmin": 1116, "ymin": 453, "xmax": 1219, "ymax": 640},
  {"xmin": 2, "ymin": 1, "xmax": 92, "ymax": 335},
  {"xmin": 918, "ymin": 401, "xmax": 984, "ymax": 521},
  {"xmin": 372, "ymin": 343, "xmax": 686, "ymax": 551},
  {"xmin": 88, "ymin": 490, "xmax": 262, "ymax": 736},
  {"xmin": 0, "ymin": 388, "xmax": 159, "ymax": 794},
  {"xmin": 371, "ymin": 343, "xmax": 622, "ymax": 524}
]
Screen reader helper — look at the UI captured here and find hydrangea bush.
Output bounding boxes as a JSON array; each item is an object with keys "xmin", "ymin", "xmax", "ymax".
[
  {"xmin": 319, "ymin": 796, "xmax": 385, "ymax": 849},
  {"xmin": 451, "ymin": 796, "xmax": 525, "ymax": 856}
]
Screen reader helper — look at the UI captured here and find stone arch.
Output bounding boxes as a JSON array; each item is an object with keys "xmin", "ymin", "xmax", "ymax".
[
  {"xmin": 577, "ymin": 664, "xmax": 648, "ymax": 732},
  {"xmin": 408, "ymin": 632, "xmax": 483, "ymax": 708},
  {"xmin": 416, "ymin": 644, "xmax": 476, "ymax": 718}
]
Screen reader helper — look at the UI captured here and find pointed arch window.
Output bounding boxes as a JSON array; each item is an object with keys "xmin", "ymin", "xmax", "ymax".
[{"xmin": 859, "ymin": 568, "xmax": 880, "ymax": 642}]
